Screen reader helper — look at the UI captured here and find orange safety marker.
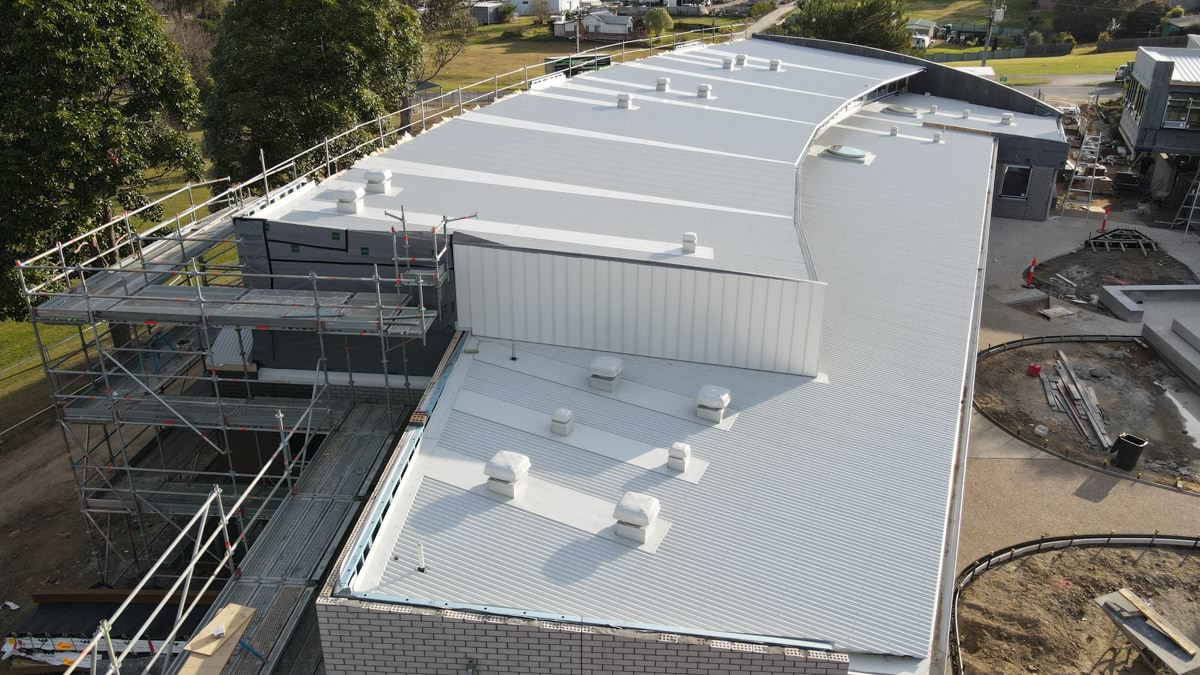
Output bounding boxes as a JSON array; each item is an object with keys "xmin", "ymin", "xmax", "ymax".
[
  {"xmin": 1024, "ymin": 258, "xmax": 1037, "ymax": 288},
  {"xmin": 1100, "ymin": 207, "xmax": 1110, "ymax": 233}
]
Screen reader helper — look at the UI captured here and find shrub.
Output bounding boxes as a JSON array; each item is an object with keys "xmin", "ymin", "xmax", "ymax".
[
  {"xmin": 1027, "ymin": 30, "xmax": 1044, "ymax": 45},
  {"xmin": 497, "ymin": 3, "xmax": 516, "ymax": 23}
]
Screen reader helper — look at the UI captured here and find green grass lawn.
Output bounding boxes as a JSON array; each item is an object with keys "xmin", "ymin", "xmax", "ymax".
[
  {"xmin": 907, "ymin": 0, "xmax": 1035, "ymax": 27},
  {"xmin": 946, "ymin": 47, "xmax": 1136, "ymax": 76}
]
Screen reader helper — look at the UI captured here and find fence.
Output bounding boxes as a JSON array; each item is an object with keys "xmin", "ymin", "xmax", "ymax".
[
  {"xmin": 1096, "ymin": 34, "xmax": 1188, "ymax": 53},
  {"xmin": 925, "ymin": 41, "xmax": 1073, "ymax": 63}
]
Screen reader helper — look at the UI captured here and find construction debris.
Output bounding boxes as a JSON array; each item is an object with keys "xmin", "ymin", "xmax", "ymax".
[
  {"xmin": 1084, "ymin": 228, "xmax": 1159, "ymax": 255},
  {"xmin": 1039, "ymin": 306, "xmax": 1077, "ymax": 320},
  {"xmin": 1095, "ymin": 588, "xmax": 1200, "ymax": 674},
  {"xmin": 1038, "ymin": 350, "xmax": 1112, "ymax": 449}
]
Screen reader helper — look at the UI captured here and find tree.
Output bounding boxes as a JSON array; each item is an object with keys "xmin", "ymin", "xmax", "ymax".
[
  {"xmin": 531, "ymin": 0, "xmax": 552, "ymax": 23},
  {"xmin": 1026, "ymin": 30, "xmax": 1045, "ymax": 45},
  {"xmin": 398, "ymin": 0, "xmax": 478, "ymax": 84},
  {"xmin": 498, "ymin": 3, "xmax": 517, "ymax": 23},
  {"xmin": 644, "ymin": 7, "xmax": 674, "ymax": 36},
  {"xmin": 205, "ymin": 0, "xmax": 423, "ymax": 183},
  {"xmin": 749, "ymin": 1, "xmax": 775, "ymax": 20},
  {"xmin": 0, "ymin": 0, "xmax": 203, "ymax": 318},
  {"xmin": 1052, "ymin": 0, "xmax": 1134, "ymax": 42},
  {"xmin": 774, "ymin": 0, "xmax": 910, "ymax": 53}
]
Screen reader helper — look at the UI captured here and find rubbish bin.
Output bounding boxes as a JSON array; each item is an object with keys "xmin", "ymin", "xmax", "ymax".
[{"xmin": 1109, "ymin": 433, "xmax": 1148, "ymax": 471}]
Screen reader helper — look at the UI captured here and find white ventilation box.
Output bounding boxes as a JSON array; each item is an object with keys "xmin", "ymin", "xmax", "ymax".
[
  {"xmin": 668, "ymin": 442, "xmax": 691, "ymax": 472},
  {"xmin": 722, "ymin": 57, "xmax": 734, "ymax": 70},
  {"xmin": 336, "ymin": 187, "xmax": 365, "ymax": 214},
  {"xmin": 656, "ymin": 77, "xmax": 670, "ymax": 92},
  {"xmin": 682, "ymin": 232, "xmax": 698, "ymax": 254},
  {"xmin": 364, "ymin": 169, "xmax": 392, "ymax": 194},
  {"xmin": 735, "ymin": 54, "xmax": 747, "ymax": 67},
  {"xmin": 551, "ymin": 408, "xmax": 575, "ymax": 436},
  {"xmin": 769, "ymin": 59, "xmax": 782, "ymax": 71},
  {"xmin": 696, "ymin": 385, "xmax": 731, "ymax": 423},
  {"xmin": 617, "ymin": 93, "xmax": 632, "ymax": 109},
  {"xmin": 484, "ymin": 451, "xmax": 530, "ymax": 498},
  {"xmin": 613, "ymin": 492, "xmax": 661, "ymax": 544},
  {"xmin": 588, "ymin": 356, "xmax": 623, "ymax": 392},
  {"xmin": 697, "ymin": 84, "xmax": 712, "ymax": 99}
]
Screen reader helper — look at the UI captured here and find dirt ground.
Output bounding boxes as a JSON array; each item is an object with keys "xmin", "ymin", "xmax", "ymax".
[
  {"xmin": 0, "ymin": 421, "xmax": 100, "ymax": 650},
  {"xmin": 1028, "ymin": 249, "xmax": 1199, "ymax": 317},
  {"xmin": 975, "ymin": 341, "xmax": 1200, "ymax": 487},
  {"xmin": 958, "ymin": 545, "xmax": 1200, "ymax": 675}
]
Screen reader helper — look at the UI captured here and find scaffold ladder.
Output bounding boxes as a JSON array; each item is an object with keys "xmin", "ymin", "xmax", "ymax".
[
  {"xmin": 1061, "ymin": 131, "xmax": 1102, "ymax": 220},
  {"xmin": 1168, "ymin": 170, "xmax": 1200, "ymax": 236}
]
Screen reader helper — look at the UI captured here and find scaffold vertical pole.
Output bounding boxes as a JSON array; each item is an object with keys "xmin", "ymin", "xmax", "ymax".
[
  {"xmin": 373, "ymin": 266, "xmax": 394, "ymax": 419},
  {"xmin": 308, "ymin": 273, "xmax": 332, "ymax": 389}
]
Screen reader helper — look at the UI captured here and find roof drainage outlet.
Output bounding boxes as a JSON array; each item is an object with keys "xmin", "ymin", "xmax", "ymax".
[
  {"xmin": 824, "ymin": 145, "xmax": 869, "ymax": 162},
  {"xmin": 883, "ymin": 104, "xmax": 920, "ymax": 117}
]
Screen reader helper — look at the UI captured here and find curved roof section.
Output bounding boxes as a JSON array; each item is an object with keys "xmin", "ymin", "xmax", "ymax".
[{"xmin": 259, "ymin": 39, "xmax": 922, "ymax": 282}]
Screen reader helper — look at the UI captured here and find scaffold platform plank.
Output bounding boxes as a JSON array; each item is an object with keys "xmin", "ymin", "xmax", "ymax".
[{"xmin": 61, "ymin": 394, "xmax": 348, "ymax": 431}]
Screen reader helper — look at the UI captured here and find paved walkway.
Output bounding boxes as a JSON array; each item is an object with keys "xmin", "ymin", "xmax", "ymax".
[
  {"xmin": 745, "ymin": 2, "xmax": 794, "ymax": 35},
  {"xmin": 959, "ymin": 216, "xmax": 1200, "ymax": 569}
]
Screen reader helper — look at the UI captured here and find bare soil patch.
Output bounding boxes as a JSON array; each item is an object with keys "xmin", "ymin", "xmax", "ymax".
[
  {"xmin": 958, "ymin": 545, "xmax": 1200, "ymax": 675},
  {"xmin": 1026, "ymin": 248, "xmax": 1198, "ymax": 317},
  {"xmin": 975, "ymin": 341, "xmax": 1200, "ymax": 487}
]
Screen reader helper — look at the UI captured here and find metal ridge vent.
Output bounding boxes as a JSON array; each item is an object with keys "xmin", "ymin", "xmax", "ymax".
[
  {"xmin": 883, "ymin": 104, "xmax": 920, "ymax": 117},
  {"xmin": 824, "ymin": 145, "xmax": 868, "ymax": 161}
]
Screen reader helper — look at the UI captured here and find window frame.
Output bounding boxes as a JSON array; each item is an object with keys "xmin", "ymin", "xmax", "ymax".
[{"xmin": 999, "ymin": 165, "xmax": 1032, "ymax": 200}]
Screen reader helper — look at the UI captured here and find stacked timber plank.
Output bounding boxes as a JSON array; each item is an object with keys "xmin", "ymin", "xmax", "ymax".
[{"xmin": 1038, "ymin": 350, "xmax": 1112, "ymax": 448}]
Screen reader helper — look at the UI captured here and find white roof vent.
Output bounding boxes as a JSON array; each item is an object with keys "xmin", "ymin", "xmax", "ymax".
[
  {"xmin": 484, "ymin": 451, "xmax": 530, "ymax": 498},
  {"xmin": 884, "ymin": 104, "xmax": 920, "ymax": 117},
  {"xmin": 890, "ymin": 125, "xmax": 899, "ymax": 136},
  {"xmin": 336, "ymin": 186, "xmax": 365, "ymax": 214},
  {"xmin": 682, "ymin": 231, "xmax": 698, "ymax": 254},
  {"xmin": 617, "ymin": 93, "xmax": 632, "ymax": 109},
  {"xmin": 364, "ymin": 169, "xmax": 392, "ymax": 194},
  {"xmin": 735, "ymin": 54, "xmax": 747, "ymax": 67},
  {"xmin": 589, "ymin": 356, "xmax": 623, "ymax": 392},
  {"xmin": 697, "ymin": 84, "xmax": 713, "ymax": 99},
  {"xmin": 1001, "ymin": 112, "xmax": 1015, "ymax": 125},
  {"xmin": 656, "ymin": 77, "xmax": 670, "ymax": 92},
  {"xmin": 962, "ymin": 109, "xmax": 971, "ymax": 118},
  {"xmin": 929, "ymin": 104, "xmax": 938, "ymax": 114},
  {"xmin": 613, "ymin": 492, "xmax": 661, "ymax": 544},
  {"xmin": 551, "ymin": 407, "xmax": 575, "ymax": 436},
  {"xmin": 933, "ymin": 132, "xmax": 944, "ymax": 144},
  {"xmin": 824, "ymin": 145, "xmax": 869, "ymax": 162},
  {"xmin": 696, "ymin": 385, "xmax": 731, "ymax": 423},
  {"xmin": 769, "ymin": 59, "xmax": 782, "ymax": 71},
  {"xmin": 722, "ymin": 57, "xmax": 734, "ymax": 70},
  {"xmin": 668, "ymin": 442, "xmax": 691, "ymax": 472}
]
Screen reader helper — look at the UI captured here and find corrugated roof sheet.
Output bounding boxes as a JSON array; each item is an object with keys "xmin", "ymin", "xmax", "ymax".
[
  {"xmin": 1143, "ymin": 46, "xmax": 1200, "ymax": 84},
  {"xmin": 260, "ymin": 40, "xmax": 923, "ymax": 282},
  {"xmin": 350, "ymin": 101, "xmax": 994, "ymax": 659}
]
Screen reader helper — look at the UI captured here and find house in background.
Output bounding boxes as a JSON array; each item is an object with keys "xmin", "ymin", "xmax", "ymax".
[
  {"xmin": 554, "ymin": 10, "xmax": 638, "ymax": 38},
  {"xmin": 514, "ymin": 0, "xmax": 580, "ymax": 14},
  {"xmin": 906, "ymin": 18, "xmax": 942, "ymax": 40}
]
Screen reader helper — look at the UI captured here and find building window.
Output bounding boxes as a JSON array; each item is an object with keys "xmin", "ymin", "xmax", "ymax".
[
  {"xmin": 1164, "ymin": 91, "xmax": 1200, "ymax": 129},
  {"xmin": 1000, "ymin": 166, "xmax": 1031, "ymax": 199},
  {"xmin": 1123, "ymin": 78, "xmax": 1146, "ymax": 121}
]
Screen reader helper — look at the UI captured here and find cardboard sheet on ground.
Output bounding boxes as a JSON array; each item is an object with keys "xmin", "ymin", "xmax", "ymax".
[{"xmin": 178, "ymin": 603, "xmax": 255, "ymax": 673}]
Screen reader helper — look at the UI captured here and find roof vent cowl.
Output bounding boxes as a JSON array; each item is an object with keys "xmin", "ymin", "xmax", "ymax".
[
  {"xmin": 668, "ymin": 442, "xmax": 691, "ymax": 472},
  {"xmin": 484, "ymin": 451, "xmax": 531, "ymax": 498},
  {"xmin": 364, "ymin": 169, "xmax": 392, "ymax": 194},
  {"xmin": 614, "ymin": 492, "xmax": 661, "ymax": 544},
  {"xmin": 551, "ymin": 407, "xmax": 575, "ymax": 436},
  {"xmin": 656, "ymin": 77, "xmax": 670, "ymax": 92},
  {"xmin": 697, "ymin": 84, "xmax": 713, "ymax": 99},
  {"xmin": 336, "ymin": 187, "xmax": 365, "ymax": 214},
  {"xmin": 589, "ymin": 356, "xmax": 624, "ymax": 392},
  {"xmin": 696, "ymin": 384, "xmax": 731, "ymax": 423}
]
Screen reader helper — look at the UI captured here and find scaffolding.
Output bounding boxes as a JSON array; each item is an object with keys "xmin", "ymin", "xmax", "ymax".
[{"xmin": 11, "ymin": 23, "xmax": 747, "ymax": 674}]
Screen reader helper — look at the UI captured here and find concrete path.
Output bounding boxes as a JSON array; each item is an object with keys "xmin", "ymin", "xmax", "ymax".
[
  {"xmin": 745, "ymin": 2, "xmax": 794, "ymax": 35},
  {"xmin": 959, "ymin": 215, "xmax": 1200, "ymax": 569}
]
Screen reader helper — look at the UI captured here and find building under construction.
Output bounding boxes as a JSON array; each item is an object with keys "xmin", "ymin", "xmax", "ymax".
[{"xmin": 14, "ymin": 31, "xmax": 1071, "ymax": 675}]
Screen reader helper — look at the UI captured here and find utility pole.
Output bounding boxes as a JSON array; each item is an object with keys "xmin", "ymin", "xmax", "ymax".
[{"xmin": 980, "ymin": 0, "xmax": 1004, "ymax": 66}]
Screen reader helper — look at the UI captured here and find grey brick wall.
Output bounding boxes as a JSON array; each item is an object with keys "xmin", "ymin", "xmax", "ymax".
[
  {"xmin": 316, "ymin": 598, "xmax": 850, "ymax": 675},
  {"xmin": 992, "ymin": 165, "xmax": 1057, "ymax": 221}
]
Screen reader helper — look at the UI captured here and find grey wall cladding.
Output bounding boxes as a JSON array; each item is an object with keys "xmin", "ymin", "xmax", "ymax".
[
  {"xmin": 316, "ymin": 599, "xmax": 850, "ymax": 675},
  {"xmin": 992, "ymin": 165, "xmax": 1058, "ymax": 220}
]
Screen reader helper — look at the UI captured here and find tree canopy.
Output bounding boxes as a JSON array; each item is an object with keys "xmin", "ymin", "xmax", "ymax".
[
  {"xmin": 644, "ymin": 8, "xmax": 674, "ymax": 36},
  {"xmin": 204, "ymin": 0, "xmax": 423, "ymax": 182},
  {"xmin": 1052, "ymin": 0, "xmax": 1135, "ymax": 42},
  {"xmin": 399, "ymin": 0, "xmax": 478, "ymax": 82},
  {"xmin": 774, "ymin": 0, "xmax": 910, "ymax": 53},
  {"xmin": 0, "ymin": 0, "xmax": 203, "ymax": 318}
]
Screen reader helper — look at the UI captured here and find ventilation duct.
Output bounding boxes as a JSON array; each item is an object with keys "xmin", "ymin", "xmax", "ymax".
[
  {"xmin": 613, "ymin": 492, "xmax": 661, "ymax": 544},
  {"xmin": 336, "ymin": 187, "xmax": 365, "ymax": 214},
  {"xmin": 1001, "ymin": 112, "xmax": 1015, "ymax": 125},
  {"xmin": 551, "ymin": 408, "xmax": 575, "ymax": 436},
  {"xmin": 617, "ymin": 93, "xmax": 632, "ymax": 109},
  {"xmin": 735, "ymin": 54, "xmax": 747, "ymax": 67},
  {"xmin": 484, "ymin": 451, "xmax": 530, "ymax": 498},
  {"xmin": 364, "ymin": 169, "xmax": 392, "ymax": 194},
  {"xmin": 769, "ymin": 59, "xmax": 782, "ymax": 71},
  {"xmin": 656, "ymin": 77, "xmax": 670, "ymax": 92},
  {"xmin": 929, "ymin": 104, "xmax": 938, "ymax": 114},
  {"xmin": 589, "ymin": 356, "xmax": 623, "ymax": 392},
  {"xmin": 933, "ymin": 132, "xmax": 943, "ymax": 144},
  {"xmin": 697, "ymin": 84, "xmax": 713, "ymax": 99},
  {"xmin": 722, "ymin": 57, "xmax": 734, "ymax": 70},
  {"xmin": 962, "ymin": 109, "xmax": 971, "ymax": 119},
  {"xmin": 682, "ymin": 232, "xmax": 698, "ymax": 254},
  {"xmin": 696, "ymin": 385, "xmax": 731, "ymax": 423},
  {"xmin": 890, "ymin": 126, "xmax": 899, "ymax": 136}
]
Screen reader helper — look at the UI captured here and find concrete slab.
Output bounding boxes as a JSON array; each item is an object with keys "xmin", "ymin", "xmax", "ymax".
[{"xmin": 968, "ymin": 411, "xmax": 1050, "ymax": 460}]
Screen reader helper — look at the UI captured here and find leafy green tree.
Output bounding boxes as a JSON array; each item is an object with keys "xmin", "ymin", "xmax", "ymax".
[
  {"xmin": 497, "ymin": 3, "xmax": 517, "ymax": 23},
  {"xmin": 749, "ymin": 1, "xmax": 775, "ymax": 20},
  {"xmin": 1120, "ymin": 0, "xmax": 1167, "ymax": 37},
  {"xmin": 1026, "ymin": 29, "xmax": 1045, "ymax": 45},
  {"xmin": 1052, "ymin": 0, "xmax": 1134, "ymax": 42},
  {"xmin": 0, "ymin": 0, "xmax": 203, "ymax": 318},
  {"xmin": 401, "ymin": 0, "xmax": 478, "ymax": 82},
  {"xmin": 645, "ymin": 7, "xmax": 674, "ymax": 36},
  {"xmin": 774, "ymin": 0, "xmax": 910, "ymax": 53},
  {"xmin": 205, "ymin": 0, "xmax": 423, "ymax": 183}
]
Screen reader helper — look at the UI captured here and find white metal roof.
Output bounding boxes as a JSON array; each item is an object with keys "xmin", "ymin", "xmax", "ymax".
[
  {"xmin": 1142, "ymin": 47, "xmax": 1200, "ymax": 84},
  {"xmin": 347, "ymin": 101, "xmax": 994, "ymax": 660},
  {"xmin": 867, "ymin": 91, "xmax": 1064, "ymax": 141},
  {"xmin": 258, "ymin": 40, "xmax": 922, "ymax": 282}
]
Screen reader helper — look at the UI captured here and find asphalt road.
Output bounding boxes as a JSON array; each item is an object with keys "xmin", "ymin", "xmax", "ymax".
[
  {"xmin": 1012, "ymin": 77, "xmax": 1123, "ymax": 107},
  {"xmin": 745, "ymin": 1, "xmax": 795, "ymax": 35}
]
